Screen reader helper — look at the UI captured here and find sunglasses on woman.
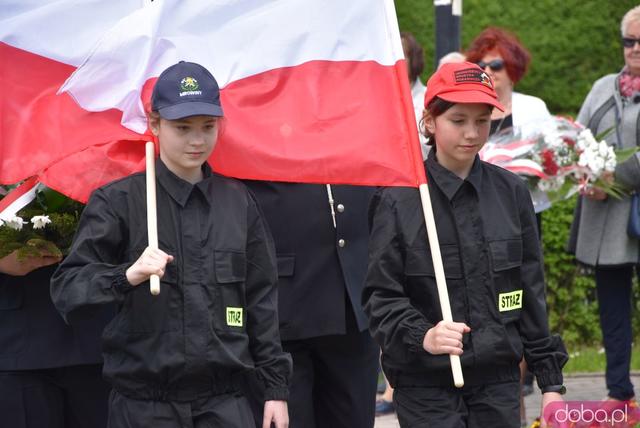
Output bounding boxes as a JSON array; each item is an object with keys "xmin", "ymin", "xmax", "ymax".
[
  {"xmin": 622, "ymin": 37, "xmax": 640, "ymax": 48},
  {"xmin": 476, "ymin": 59, "xmax": 505, "ymax": 72}
]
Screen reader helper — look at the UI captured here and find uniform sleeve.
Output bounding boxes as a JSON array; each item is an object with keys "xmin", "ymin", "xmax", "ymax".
[
  {"xmin": 362, "ymin": 190, "xmax": 433, "ymax": 362},
  {"xmin": 516, "ymin": 182, "xmax": 568, "ymax": 388},
  {"xmin": 50, "ymin": 188, "xmax": 132, "ymax": 324},
  {"xmin": 244, "ymin": 190, "xmax": 292, "ymax": 401}
]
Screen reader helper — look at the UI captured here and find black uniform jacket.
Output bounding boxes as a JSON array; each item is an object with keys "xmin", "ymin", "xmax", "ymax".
[
  {"xmin": 0, "ymin": 264, "xmax": 112, "ymax": 370},
  {"xmin": 51, "ymin": 160, "xmax": 291, "ymax": 401},
  {"xmin": 244, "ymin": 182, "xmax": 375, "ymax": 341},
  {"xmin": 363, "ymin": 150, "xmax": 568, "ymax": 388}
]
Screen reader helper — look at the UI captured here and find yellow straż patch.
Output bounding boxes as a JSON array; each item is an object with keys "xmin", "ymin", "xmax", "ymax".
[
  {"xmin": 498, "ymin": 290, "xmax": 523, "ymax": 312},
  {"xmin": 226, "ymin": 307, "xmax": 243, "ymax": 327}
]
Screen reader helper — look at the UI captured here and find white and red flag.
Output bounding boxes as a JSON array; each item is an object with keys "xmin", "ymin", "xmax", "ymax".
[{"xmin": 1, "ymin": 0, "xmax": 425, "ymax": 203}]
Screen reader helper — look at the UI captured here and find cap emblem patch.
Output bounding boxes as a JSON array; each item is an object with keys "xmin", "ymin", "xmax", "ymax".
[
  {"xmin": 480, "ymin": 72, "xmax": 493, "ymax": 88},
  {"xmin": 453, "ymin": 68, "xmax": 493, "ymax": 88},
  {"xmin": 179, "ymin": 77, "xmax": 202, "ymax": 97},
  {"xmin": 180, "ymin": 77, "xmax": 199, "ymax": 91}
]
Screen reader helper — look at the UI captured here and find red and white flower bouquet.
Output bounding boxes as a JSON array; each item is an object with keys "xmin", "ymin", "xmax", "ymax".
[{"xmin": 479, "ymin": 117, "xmax": 637, "ymax": 205}]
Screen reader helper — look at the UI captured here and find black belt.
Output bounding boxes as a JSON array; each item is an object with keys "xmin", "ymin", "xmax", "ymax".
[{"xmin": 116, "ymin": 375, "xmax": 241, "ymax": 402}]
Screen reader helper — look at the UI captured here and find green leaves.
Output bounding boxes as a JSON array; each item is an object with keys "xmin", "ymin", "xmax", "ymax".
[
  {"xmin": 0, "ymin": 184, "xmax": 83, "ymax": 260},
  {"xmin": 546, "ymin": 179, "xmax": 579, "ymax": 204},
  {"xmin": 615, "ymin": 147, "xmax": 639, "ymax": 163},
  {"xmin": 541, "ymin": 197, "xmax": 601, "ymax": 347},
  {"xmin": 35, "ymin": 186, "xmax": 80, "ymax": 213}
]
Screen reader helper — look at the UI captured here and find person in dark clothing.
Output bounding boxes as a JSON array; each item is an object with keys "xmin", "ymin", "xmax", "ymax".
[
  {"xmin": 243, "ymin": 182, "xmax": 379, "ymax": 428},
  {"xmin": 51, "ymin": 61, "xmax": 291, "ymax": 428},
  {"xmin": 362, "ymin": 61, "xmax": 568, "ymax": 428},
  {"xmin": 0, "ymin": 251, "xmax": 111, "ymax": 428}
]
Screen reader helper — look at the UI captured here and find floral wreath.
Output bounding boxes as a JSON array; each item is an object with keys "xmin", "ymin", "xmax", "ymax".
[{"xmin": 0, "ymin": 183, "xmax": 84, "ymax": 260}]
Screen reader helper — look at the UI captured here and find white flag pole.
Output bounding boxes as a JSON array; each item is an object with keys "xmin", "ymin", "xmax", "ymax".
[
  {"xmin": 145, "ymin": 141, "xmax": 160, "ymax": 296},
  {"xmin": 383, "ymin": 0, "xmax": 463, "ymax": 387},
  {"xmin": 418, "ymin": 183, "xmax": 464, "ymax": 387}
]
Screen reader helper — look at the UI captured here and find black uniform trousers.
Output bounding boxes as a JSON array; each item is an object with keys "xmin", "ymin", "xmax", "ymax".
[
  {"xmin": 283, "ymin": 311, "xmax": 378, "ymax": 428},
  {"xmin": 0, "ymin": 364, "xmax": 109, "ymax": 428},
  {"xmin": 244, "ymin": 306, "xmax": 377, "ymax": 428},
  {"xmin": 393, "ymin": 381, "xmax": 520, "ymax": 428},
  {"xmin": 107, "ymin": 389, "xmax": 255, "ymax": 428}
]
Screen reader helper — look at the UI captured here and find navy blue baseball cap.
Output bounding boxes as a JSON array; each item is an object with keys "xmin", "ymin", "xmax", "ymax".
[{"xmin": 151, "ymin": 61, "xmax": 224, "ymax": 119}]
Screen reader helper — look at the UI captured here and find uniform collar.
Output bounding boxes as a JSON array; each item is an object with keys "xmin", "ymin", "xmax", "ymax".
[
  {"xmin": 426, "ymin": 148, "xmax": 483, "ymax": 200},
  {"xmin": 156, "ymin": 158, "xmax": 213, "ymax": 207}
]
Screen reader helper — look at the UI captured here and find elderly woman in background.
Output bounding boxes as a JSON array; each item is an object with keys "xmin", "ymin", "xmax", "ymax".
[
  {"xmin": 466, "ymin": 27, "xmax": 553, "ymax": 427},
  {"xmin": 570, "ymin": 5, "xmax": 640, "ymax": 405}
]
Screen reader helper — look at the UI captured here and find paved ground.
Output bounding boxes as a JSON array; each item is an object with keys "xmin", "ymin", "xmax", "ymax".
[{"xmin": 374, "ymin": 373, "xmax": 640, "ymax": 428}]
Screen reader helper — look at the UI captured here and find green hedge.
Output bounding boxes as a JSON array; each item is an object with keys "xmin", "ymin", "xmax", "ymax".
[
  {"xmin": 395, "ymin": 1, "xmax": 640, "ymax": 346},
  {"xmin": 395, "ymin": 0, "xmax": 637, "ymax": 115},
  {"xmin": 540, "ymin": 198, "xmax": 601, "ymax": 346}
]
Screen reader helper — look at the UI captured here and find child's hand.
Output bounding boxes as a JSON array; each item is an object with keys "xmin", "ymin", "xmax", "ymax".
[
  {"xmin": 125, "ymin": 247, "xmax": 174, "ymax": 286},
  {"xmin": 539, "ymin": 392, "xmax": 564, "ymax": 428},
  {"xmin": 423, "ymin": 320, "xmax": 471, "ymax": 355},
  {"xmin": 262, "ymin": 400, "xmax": 288, "ymax": 428}
]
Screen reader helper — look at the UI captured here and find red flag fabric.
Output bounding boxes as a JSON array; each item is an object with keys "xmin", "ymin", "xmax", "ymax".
[{"xmin": 1, "ymin": 0, "xmax": 425, "ymax": 202}]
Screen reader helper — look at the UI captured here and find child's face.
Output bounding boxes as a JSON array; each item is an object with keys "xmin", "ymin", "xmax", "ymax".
[
  {"xmin": 426, "ymin": 103, "xmax": 491, "ymax": 174},
  {"xmin": 151, "ymin": 115, "xmax": 219, "ymax": 180}
]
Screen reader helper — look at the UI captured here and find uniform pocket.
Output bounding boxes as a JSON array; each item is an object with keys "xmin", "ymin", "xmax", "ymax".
[
  {"xmin": 213, "ymin": 250, "xmax": 247, "ymax": 333},
  {"xmin": 488, "ymin": 239, "xmax": 523, "ymax": 321},
  {"xmin": 276, "ymin": 254, "xmax": 295, "ymax": 277},
  {"xmin": 121, "ymin": 246, "xmax": 180, "ymax": 333},
  {"xmin": 404, "ymin": 244, "xmax": 463, "ymax": 278},
  {"xmin": 404, "ymin": 245, "xmax": 466, "ymax": 324}
]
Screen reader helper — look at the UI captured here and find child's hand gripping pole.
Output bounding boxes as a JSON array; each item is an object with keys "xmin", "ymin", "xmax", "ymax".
[
  {"xmin": 418, "ymin": 183, "xmax": 464, "ymax": 387},
  {"xmin": 146, "ymin": 142, "xmax": 160, "ymax": 296}
]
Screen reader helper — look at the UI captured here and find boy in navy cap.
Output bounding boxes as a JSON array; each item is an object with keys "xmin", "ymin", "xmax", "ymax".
[{"xmin": 51, "ymin": 61, "xmax": 291, "ymax": 428}]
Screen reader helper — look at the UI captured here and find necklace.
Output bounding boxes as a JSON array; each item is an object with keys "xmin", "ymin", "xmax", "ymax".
[
  {"xmin": 494, "ymin": 115, "xmax": 507, "ymax": 134},
  {"xmin": 492, "ymin": 97, "xmax": 512, "ymax": 134}
]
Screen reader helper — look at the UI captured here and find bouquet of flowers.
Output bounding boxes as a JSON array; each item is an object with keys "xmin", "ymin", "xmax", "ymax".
[
  {"xmin": 0, "ymin": 183, "xmax": 83, "ymax": 260},
  {"xmin": 479, "ymin": 117, "xmax": 638, "ymax": 204}
]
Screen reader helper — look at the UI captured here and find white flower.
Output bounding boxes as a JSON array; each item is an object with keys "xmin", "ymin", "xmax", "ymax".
[
  {"xmin": 4, "ymin": 215, "xmax": 25, "ymax": 231},
  {"xmin": 580, "ymin": 129, "xmax": 598, "ymax": 145},
  {"xmin": 578, "ymin": 152, "xmax": 590, "ymax": 168},
  {"xmin": 591, "ymin": 158, "xmax": 605, "ymax": 175},
  {"xmin": 543, "ymin": 132, "xmax": 563, "ymax": 149},
  {"xmin": 538, "ymin": 176, "xmax": 564, "ymax": 192},
  {"xmin": 598, "ymin": 141, "xmax": 610, "ymax": 157},
  {"xmin": 30, "ymin": 215, "xmax": 51, "ymax": 230}
]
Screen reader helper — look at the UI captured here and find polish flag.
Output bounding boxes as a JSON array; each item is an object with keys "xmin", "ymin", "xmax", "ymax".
[{"xmin": 1, "ymin": 0, "xmax": 425, "ymax": 203}]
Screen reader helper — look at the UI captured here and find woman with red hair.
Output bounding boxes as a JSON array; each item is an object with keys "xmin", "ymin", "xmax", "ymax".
[{"xmin": 466, "ymin": 27, "xmax": 551, "ymax": 146}]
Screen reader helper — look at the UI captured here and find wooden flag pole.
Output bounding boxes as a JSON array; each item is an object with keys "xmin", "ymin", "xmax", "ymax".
[
  {"xmin": 145, "ymin": 141, "xmax": 160, "ymax": 296},
  {"xmin": 418, "ymin": 183, "xmax": 464, "ymax": 387}
]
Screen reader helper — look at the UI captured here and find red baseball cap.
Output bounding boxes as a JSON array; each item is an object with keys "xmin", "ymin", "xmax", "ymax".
[{"xmin": 424, "ymin": 61, "xmax": 504, "ymax": 111}]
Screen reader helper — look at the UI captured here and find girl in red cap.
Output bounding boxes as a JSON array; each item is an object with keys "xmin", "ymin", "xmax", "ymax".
[{"xmin": 362, "ymin": 61, "xmax": 568, "ymax": 428}]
